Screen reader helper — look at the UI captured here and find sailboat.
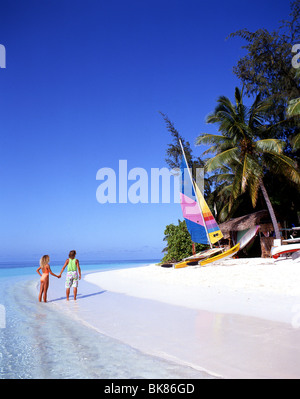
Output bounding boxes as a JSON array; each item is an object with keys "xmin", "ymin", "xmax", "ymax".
[
  {"xmin": 271, "ymin": 244, "xmax": 300, "ymax": 259},
  {"xmin": 174, "ymin": 140, "xmax": 240, "ymax": 268}
]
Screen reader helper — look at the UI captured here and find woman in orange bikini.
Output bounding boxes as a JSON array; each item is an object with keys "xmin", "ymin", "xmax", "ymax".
[{"xmin": 36, "ymin": 255, "xmax": 60, "ymax": 302}]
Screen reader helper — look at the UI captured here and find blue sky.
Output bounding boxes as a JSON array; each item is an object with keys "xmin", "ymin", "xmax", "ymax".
[{"xmin": 0, "ymin": 0, "xmax": 290, "ymax": 261}]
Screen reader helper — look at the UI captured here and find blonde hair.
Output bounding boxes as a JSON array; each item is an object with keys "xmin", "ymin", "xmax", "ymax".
[{"xmin": 40, "ymin": 255, "xmax": 50, "ymax": 267}]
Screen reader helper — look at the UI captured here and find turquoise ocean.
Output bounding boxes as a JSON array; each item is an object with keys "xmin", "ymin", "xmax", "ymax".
[{"xmin": 0, "ymin": 260, "xmax": 214, "ymax": 379}]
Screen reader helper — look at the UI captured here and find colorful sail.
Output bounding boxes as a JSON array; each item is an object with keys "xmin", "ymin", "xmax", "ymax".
[
  {"xmin": 180, "ymin": 155, "xmax": 223, "ymax": 245},
  {"xmin": 194, "ymin": 182, "xmax": 223, "ymax": 244}
]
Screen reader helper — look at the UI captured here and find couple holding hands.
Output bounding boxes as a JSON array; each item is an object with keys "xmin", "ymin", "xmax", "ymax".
[{"xmin": 36, "ymin": 250, "xmax": 81, "ymax": 302}]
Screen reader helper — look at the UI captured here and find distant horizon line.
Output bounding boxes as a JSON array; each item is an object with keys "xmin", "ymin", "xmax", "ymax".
[{"xmin": 0, "ymin": 258, "xmax": 161, "ymax": 265}]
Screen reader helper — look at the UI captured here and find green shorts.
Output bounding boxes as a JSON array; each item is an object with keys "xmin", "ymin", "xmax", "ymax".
[{"xmin": 65, "ymin": 271, "xmax": 78, "ymax": 288}]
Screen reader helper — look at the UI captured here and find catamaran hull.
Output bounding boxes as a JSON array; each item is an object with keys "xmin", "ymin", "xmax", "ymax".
[
  {"xmin": 271, "ymin": 244, "xmax": 300, "ymax": 259},
  {"xmin": 174, "ymin": 248, "xmax": 224, "ymax": 269},
  {"xmin": 238, "ymin": 226, "xmax": 259, "ymax": 250},
  {"xmin": 200, "ymin": 243, "xmax": 240, "ymax": 266}
]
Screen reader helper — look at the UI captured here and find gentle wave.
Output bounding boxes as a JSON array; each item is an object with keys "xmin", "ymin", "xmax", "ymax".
[{"xmin": 0, "ymin": 261, "xmax": 216, "ymax": 379}]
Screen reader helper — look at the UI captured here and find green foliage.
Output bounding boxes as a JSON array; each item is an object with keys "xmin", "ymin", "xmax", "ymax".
[
  {"xmin": 228, "ymin": 1, "xmax": 300, "ymax": 103},
  {"xmin": 196, "ymin": 87, "xmax": 300, "ymax": 237},
  {"xmin": 225, "ymin": 0, "xmax": 300, "ymax": 225},
  {"xmin": 159, "ymin": 111, "xmax": 211, "ymax": 197},
  {"xmin": 160, "ymin": 1, "xmax": 300, "ymax": 257},
  {"xmin": 287, "ymin": 97, "xmax": 300, "ymax": 149},
  {"xmin": 161, "ymin": 220, "xmax": 207, "ymax": 263},
  {"xmin": 159, "ymin": 111, "xmax": 194, "ymax": 170},
  {"xmin": 228, "ymin": 1, "xmax": 300, "ymax": 156},
  {"xmin": 287, "ymin": 97, "xmax": 300, "ymax": 116},
  {"xmin": 197, "ymin": 89, "xmax": 299, "ymax": 205}
]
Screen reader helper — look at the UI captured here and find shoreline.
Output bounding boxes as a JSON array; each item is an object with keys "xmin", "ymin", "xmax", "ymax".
[
  {"xmin": 24, "ymin": 257, "xmax": 300, "ymax": 379},
  {"xmin": 28, "ymin": 269, "xmax": 216, "ymax": 379}
]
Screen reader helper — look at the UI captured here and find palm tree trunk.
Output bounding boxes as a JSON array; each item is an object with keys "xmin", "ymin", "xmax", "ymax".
[{"xmin": 259, "ymin": 178, "xmax": 281, "ymax": 240}]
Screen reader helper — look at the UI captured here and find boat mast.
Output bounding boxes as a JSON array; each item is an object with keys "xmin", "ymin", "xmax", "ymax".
[{"xmin": 179, "ymin": 139, "xmax": 213, "ymax": 249}]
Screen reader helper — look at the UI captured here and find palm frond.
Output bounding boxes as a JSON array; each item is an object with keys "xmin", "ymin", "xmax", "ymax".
[
  {"xmin": 241, "ymin": 155, "xmax": 249, "ymax": 192},
  {"xmin": 228, "ymin": 164, "xmax": 243, "ymax": 210},
  {"xmin": 212, "ymin": 173, "xmax": 235, "ymax": 184},
  {"xmin": 258, "ymin": 118, "xmax": 290, "ymax": 137},
  {"xmin": 248, "ymin": 96, "xmax": 271, "ymax": 128},
  {"xmin": 255, "ymin": 139, "xmax": 285, "ymax": 154},
  {"xmin": 264, "ymin": 151, "xmax": 300, "ymax": 185},
  {"xmin": 217, "ymin": 95, "xmax": 236, "ymax": 113},
  {"xmin": 234, "ymin": 87, "xmax": 243, "ymax": 106},
  {"xmin": 291, "ymin": 132, "xmax": 300, "ymax": 150},
  {"xmin": 217, "ymin": 182, "xmax": 234, "ymax": 197},
  {"xmin": 248, "ymin": 174, "xmax": 261, "ymax": 208},
  {"xmin": 195, "ymin": 134, "xmax": 228, "ymax": 146},
  {"xmin": 219, "ymin": 202, "xmax": 231, "ymax": 223},
  {"xmin": 287, "ymin": 97, "xmax": 300, "ymax": 116},
  {"xmin": 205, "ymin": 147, "xmax": 239, "ymax": 172}
]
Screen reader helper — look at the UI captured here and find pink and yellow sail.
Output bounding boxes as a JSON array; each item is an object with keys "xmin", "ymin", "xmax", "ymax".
[{"xmin": 179, "ymin": 144, "xmax": 223, "ymax": 246}]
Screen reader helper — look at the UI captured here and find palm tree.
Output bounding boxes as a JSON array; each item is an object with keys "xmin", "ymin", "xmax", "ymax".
[
  {"xmin": 287, "ymin": 97, "xmax": 300, "ymax": 150},
  {"xmin": 196, "ymin": 87, "xmax": 300, "ymax": 239}
]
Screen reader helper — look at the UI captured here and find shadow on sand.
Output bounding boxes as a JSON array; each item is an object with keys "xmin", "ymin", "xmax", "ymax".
[{"xmin": 49, "ymin": 290, "xmax": 106, "ymax": 302}]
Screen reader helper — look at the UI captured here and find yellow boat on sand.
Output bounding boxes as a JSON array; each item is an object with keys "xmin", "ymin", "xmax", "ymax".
[
  {"xmin": 174, "ymin": 247, "xmax": 224, "ymax": 269},
  {"xmin": 200, "ymin": 243, "xmax": 240, "ymax": 266}
]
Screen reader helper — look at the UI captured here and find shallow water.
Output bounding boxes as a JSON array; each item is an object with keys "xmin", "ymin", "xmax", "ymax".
[{"xmin": 0, "ymin": 262, "xmax": 215, "ymax": 379}]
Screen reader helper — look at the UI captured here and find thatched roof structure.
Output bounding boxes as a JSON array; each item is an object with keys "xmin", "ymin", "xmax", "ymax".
[
  {"xmin": 219, "ymin": 210, "xmax": 282, "ymax": 257},
  {"xmin": 219, "ymin": 210, "xmax": 270, "ymax": 235}
]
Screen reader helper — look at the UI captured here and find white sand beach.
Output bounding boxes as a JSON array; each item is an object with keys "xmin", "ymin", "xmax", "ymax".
[
  {"xmin": 38, "ymin": 256, "xmax": 300, "ymax": 379},
  {"xmin": 85, "ymin": 257, "xmax": 300, "ymax": 324},
  {"xmin": 80, "ymin": 256, "xmax": 300, "ymax": 379}
]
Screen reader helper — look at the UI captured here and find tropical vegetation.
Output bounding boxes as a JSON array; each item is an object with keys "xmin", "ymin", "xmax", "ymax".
[
  {"xmin": 161, "ymin": 0, "xmax": 300, "ymax": 261},
  {"xmin": 161, "ymin": 220, "xmax": 207, "ymax": 263},
  {"xmin": 196, "ymin": 87, "xmax": 300, "ymax": 239}
]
